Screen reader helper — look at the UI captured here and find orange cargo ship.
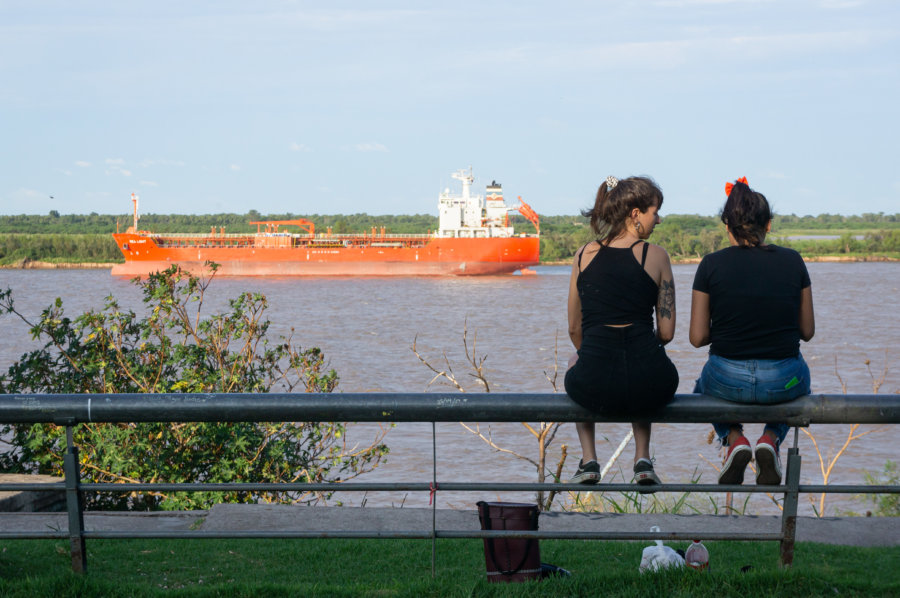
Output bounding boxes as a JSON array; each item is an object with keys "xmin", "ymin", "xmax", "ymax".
[{"xmin": 111, "ymin": 169, "xmax": 540, "ymax": 277}]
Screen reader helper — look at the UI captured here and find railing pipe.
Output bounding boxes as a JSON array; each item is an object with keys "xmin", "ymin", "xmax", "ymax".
[
  {"xmin": 2, "ymin": 393, "xmax": 900, "ymax": 425},
  {"xmin": 6, "ymin": 480, "xmax": 898, "ymax": 495}
]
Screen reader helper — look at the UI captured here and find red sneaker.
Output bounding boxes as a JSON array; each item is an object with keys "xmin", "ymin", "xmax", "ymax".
[
  {"xmin": 755, "ymin": 434, "xmax": 783, "ymax": 485},
  {"xmin": 718, "ymin": 436, "xmax": 752, "ymax": 485}
]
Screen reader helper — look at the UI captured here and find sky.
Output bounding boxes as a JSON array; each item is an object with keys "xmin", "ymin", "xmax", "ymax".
[{"xmin": 1, "ymin": 0, "xmax": 898, "ymax": 218}]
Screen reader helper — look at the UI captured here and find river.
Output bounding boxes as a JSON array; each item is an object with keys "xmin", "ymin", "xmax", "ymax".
[{"xmin": 0, "ymin": 263, "xmax": 897, "ymax": 516}]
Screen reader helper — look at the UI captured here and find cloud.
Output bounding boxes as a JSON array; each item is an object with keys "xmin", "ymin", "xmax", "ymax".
[
  {"xmin": 652, "ymin": 0, "xmax": 773, "ymax": 6},
  {"xmin": 104, "ymin": 158, "xmax": 131, "ymax": 177},
  {"xmin": 11, "ymin": 188, "xmax": 43, "ymax": 200},
  {"xmin": 793, "ymin": 186, "xmax": 817, "ymax": 197},
  {"xmin": 229, "ymin": 164, "xmax": 241, "ymax": 171},
  {"xmin": 139, "ymin": 180, "xmax": 158, "ymax": 187},
  {"xmin": 818, "ymin": 0, "xmax": 865, "ymax": 8},
  {"xmin": 75, "ymin": 160, "xmax": 91, "ymax": 167},
  {"xmin": 138, "ymin": 158, "xmax": 186, "ymax": 167},
  {"xmin": 762, "ymin": 171, "xmax": 789, "ymax": 180},
  {"xmin": 354, "ymin": 142, "xmax": 389, "ymax": 153},
  {"xmin": 84, "ymin": 191, "xmax": 114, "ymax": 200},
  {"xmin": 290, "ymin": 142, "xmax": 312, "ymax": 152},
  {"xmin": 466, "ymin": 27, "xmax": 889, "ymax": 78}
]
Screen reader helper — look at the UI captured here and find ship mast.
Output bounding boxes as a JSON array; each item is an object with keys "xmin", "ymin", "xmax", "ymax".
[
  {"xmin": 131, "ymin": 192, "xmax": 139, "ymax": 232},
  {"xmin": 451, "ymin": 167, "xmax": 474, "ymax": 202}
]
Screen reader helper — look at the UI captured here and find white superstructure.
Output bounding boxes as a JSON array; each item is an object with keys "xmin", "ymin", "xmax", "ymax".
[{"xmin": 437, "ymin": 168, "xmax": 516, "ymax": 238}]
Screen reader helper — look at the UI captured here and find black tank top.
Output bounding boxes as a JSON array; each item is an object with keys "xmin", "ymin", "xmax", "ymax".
[{"xmin": 577, "ymin": 241, "xmax": 658, "ymax": 334}]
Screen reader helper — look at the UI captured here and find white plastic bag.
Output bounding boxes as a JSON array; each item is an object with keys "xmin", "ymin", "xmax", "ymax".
[{"xmin": 639, "ymin": 526, "xmax": 685, "ymax": 573}]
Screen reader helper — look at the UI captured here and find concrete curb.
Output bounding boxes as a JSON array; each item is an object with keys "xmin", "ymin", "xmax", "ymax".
[{"xmin": 1, "ymin": 505, "xmax": 898, "ymax": 547}]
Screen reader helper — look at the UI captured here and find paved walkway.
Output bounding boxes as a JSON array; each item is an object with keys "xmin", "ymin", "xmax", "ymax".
[{"xmin": 2, "ymin": 505, "xmax": 899, "ymax": 547}]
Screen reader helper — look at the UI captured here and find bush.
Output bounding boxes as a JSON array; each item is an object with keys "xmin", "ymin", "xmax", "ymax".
[
  {"xmin": 0, "ymin": 264, "xmax": 388, "ymax": 510},
  {"xmin": 865, "ymin": 461, "xmax": 900, "ymax": 516}
]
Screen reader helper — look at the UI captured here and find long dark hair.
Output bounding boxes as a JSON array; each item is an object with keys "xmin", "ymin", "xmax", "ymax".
[
  {"xmin": 721, "ymin": 180, "xmax": 771, "ymax": 247},
  {"xmin": 581, "ymin": 176, "xmax": 663, "ymax": 246}
]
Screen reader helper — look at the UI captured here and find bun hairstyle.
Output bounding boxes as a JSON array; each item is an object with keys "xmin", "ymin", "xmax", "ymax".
[
  {"xmin": 582, "ymin": 176, "xmax": 663, "ymax": 246},
  {"xmin": 720, "ymin": 179, "xmax": 771, "ymax": 247}
]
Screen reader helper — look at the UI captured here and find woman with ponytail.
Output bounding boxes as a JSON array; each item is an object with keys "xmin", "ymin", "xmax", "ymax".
[
  {"xmin": 565, "ymin": 175, "xmax": 678, "ymax": 489},
  {"xmin": 690, "ymin": 178, "xmax": 815, "ymax": 486}
]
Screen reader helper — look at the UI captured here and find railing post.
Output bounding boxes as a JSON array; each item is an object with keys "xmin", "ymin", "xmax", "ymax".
[
  {"xmin": 63, "ymin": 424, "xmax": 87, "ymax": 573},
  {"xmin": 431, "ymin": 421, "xmax": 437, "ymax": 579},
  {"xmin": 780, "ymin": 429, "xmax": 802, "ymax": 567}
]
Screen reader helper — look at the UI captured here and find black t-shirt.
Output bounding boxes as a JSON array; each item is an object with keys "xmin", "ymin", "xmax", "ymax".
[{"xmin": 692, "ymin": 244, "xmax": 811, "ymax": 359}]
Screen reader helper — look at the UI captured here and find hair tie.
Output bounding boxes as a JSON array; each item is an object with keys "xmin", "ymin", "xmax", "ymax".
[
  {"xmin": 725, "ymin": 176, "xmax": 749, "ymax": 196},
  {"xmin": 606, "ymin": 175, "xmax": 618, "ymax": 190}
]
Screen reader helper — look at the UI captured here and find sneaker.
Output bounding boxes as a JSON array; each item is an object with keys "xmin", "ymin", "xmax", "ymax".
[
  {"xmin": 633, "ymin": 458, "xmax": 661, "ymax": 492},
  {"xmin": 755, "ymin": 434, "xmax": 783, "ymax": 485},
  {"xmin": 718, "ymin": 436, "xmax": 752, "ymax": 485},
  {"xmin": 569, "ymin": 459, "xmax": 601, "ymax": 484}
]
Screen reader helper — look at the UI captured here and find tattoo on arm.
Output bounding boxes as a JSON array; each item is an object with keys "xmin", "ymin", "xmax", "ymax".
[{"xmin": 657, "ymin": 279, "xmax": 675, "ymax": 319}]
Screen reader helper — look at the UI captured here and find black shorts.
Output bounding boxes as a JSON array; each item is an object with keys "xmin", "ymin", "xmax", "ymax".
[{"xmin": 564, "ymin": 325, "xmax": 678, "ymax": 415}]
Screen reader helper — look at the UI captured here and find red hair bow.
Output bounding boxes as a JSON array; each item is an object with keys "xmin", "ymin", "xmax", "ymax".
[{"xmin": 725, "ymin": 176, "xmax": 749, "ymax": 196}]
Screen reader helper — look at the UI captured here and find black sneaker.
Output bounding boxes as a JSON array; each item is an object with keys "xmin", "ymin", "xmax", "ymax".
[
  {"xmin": 569, "ymin": 459, "xmax": 601, "ymax": 484},
  {"xmin": 633, "ymin": 458, "xmax": 661, "ymax": 493}
]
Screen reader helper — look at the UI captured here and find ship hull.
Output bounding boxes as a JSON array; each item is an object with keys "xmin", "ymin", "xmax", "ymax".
[{"xmin": 111, "ymin": 234, "xmax": 540, "ymax": 277}]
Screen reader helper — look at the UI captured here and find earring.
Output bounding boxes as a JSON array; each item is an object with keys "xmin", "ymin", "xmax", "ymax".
[{"xmin": 635, "ymin": 221, "xmax": 644, "ymax": 234}]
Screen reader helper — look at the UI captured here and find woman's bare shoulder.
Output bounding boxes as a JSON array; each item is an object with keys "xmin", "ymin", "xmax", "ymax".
[
  {"xmin": 573, "ymin": 241, "xmax": 600, "ymax": 270},
  {"xmin": 575, "ymin": 241, "xmax": 600, "ymax": 259},
  {"xmin": 646, "ymin": 242, "xmax": 672, "ymax": 263}
]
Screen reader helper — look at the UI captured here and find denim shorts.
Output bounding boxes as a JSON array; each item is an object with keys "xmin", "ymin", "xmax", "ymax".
[
  {"xmin": 695, "ymin": 354, "xmax": 810, "ymax": 404},
  {"xmin": 694, "ymin": 353, "xmax": 810, "ymax": 447}
]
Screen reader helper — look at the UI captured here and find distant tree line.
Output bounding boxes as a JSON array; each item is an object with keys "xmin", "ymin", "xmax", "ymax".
[
  {"xmin": 2, "ymin": 210, "xmax": 897, "ymax": 235},
  {"xmin": 537, "ymin": 213, "xmax": 900, "ymax": 262},
  {"xmin": 0, "ymin": 234, "xmax": 122, "ymax": 265},
  {"xmin": 0, "ymin": 212, "xmax": 441, "ymax": 235},
  {"xmin": 0, "ymin": 211, "xmax": 898, "ymax": 265}
]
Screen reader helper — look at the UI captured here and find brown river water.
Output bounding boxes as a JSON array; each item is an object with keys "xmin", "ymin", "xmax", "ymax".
[{"xmin": 0, "ymin": 263, "xmax": 897, "ymax": 516}]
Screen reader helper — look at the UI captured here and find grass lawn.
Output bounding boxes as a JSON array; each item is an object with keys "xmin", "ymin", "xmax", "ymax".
[{"xmin": 1, "ymin": 538, "xmax": 898, "ymax": 597}]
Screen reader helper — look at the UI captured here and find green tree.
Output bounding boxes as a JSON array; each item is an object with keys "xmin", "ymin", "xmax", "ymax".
[{"xmin": 0, "ymin": 264, "xmax": 388, "ymax": 510}]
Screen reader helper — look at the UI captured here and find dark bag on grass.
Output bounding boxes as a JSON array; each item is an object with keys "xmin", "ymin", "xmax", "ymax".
[{"xmin": 476, "ymin": 501, "xmax": 541, "ymax": 583}]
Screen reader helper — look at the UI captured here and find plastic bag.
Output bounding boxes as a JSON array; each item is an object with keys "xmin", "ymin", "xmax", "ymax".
[{"xmin": 639, "ymin": 526, "xmax": 685, "ymax": 573}]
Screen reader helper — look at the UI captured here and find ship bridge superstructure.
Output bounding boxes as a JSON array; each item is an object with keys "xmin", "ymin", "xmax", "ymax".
[{"xmin": 437, "ymin": 168, "xmax": 539, "ymax": 239}]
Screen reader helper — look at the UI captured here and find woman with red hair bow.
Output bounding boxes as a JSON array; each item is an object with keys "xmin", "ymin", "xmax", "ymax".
[{"xmin": 690, "ymin": 178, "xmax": 815, "ymax": 486}]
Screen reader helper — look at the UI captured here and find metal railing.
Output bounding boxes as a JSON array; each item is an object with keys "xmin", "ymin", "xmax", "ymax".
[{"xmin": 1, "ymin": 392, "xmax": 898, "ymax": 574}]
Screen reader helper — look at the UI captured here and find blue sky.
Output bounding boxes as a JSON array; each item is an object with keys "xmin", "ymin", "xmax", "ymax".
[{"xmin": 2, "ymin": 1, "xmax": 898, "ymax": 218}]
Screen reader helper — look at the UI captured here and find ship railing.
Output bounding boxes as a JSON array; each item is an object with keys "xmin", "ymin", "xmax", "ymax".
[
  {"xmin": 305, "ymin": 232, "xmax": 433, "ymax": 239},
  {"xmin": 147, "ymin": 232, "xmax": 514, "ymax": 240},
  {"xmin": 152, "ymin": 232, "xmax": 255, "ymax": 239},
  {"xmin": 1, "ymin": 392, "xmax": 898, "ymax": 573}
]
